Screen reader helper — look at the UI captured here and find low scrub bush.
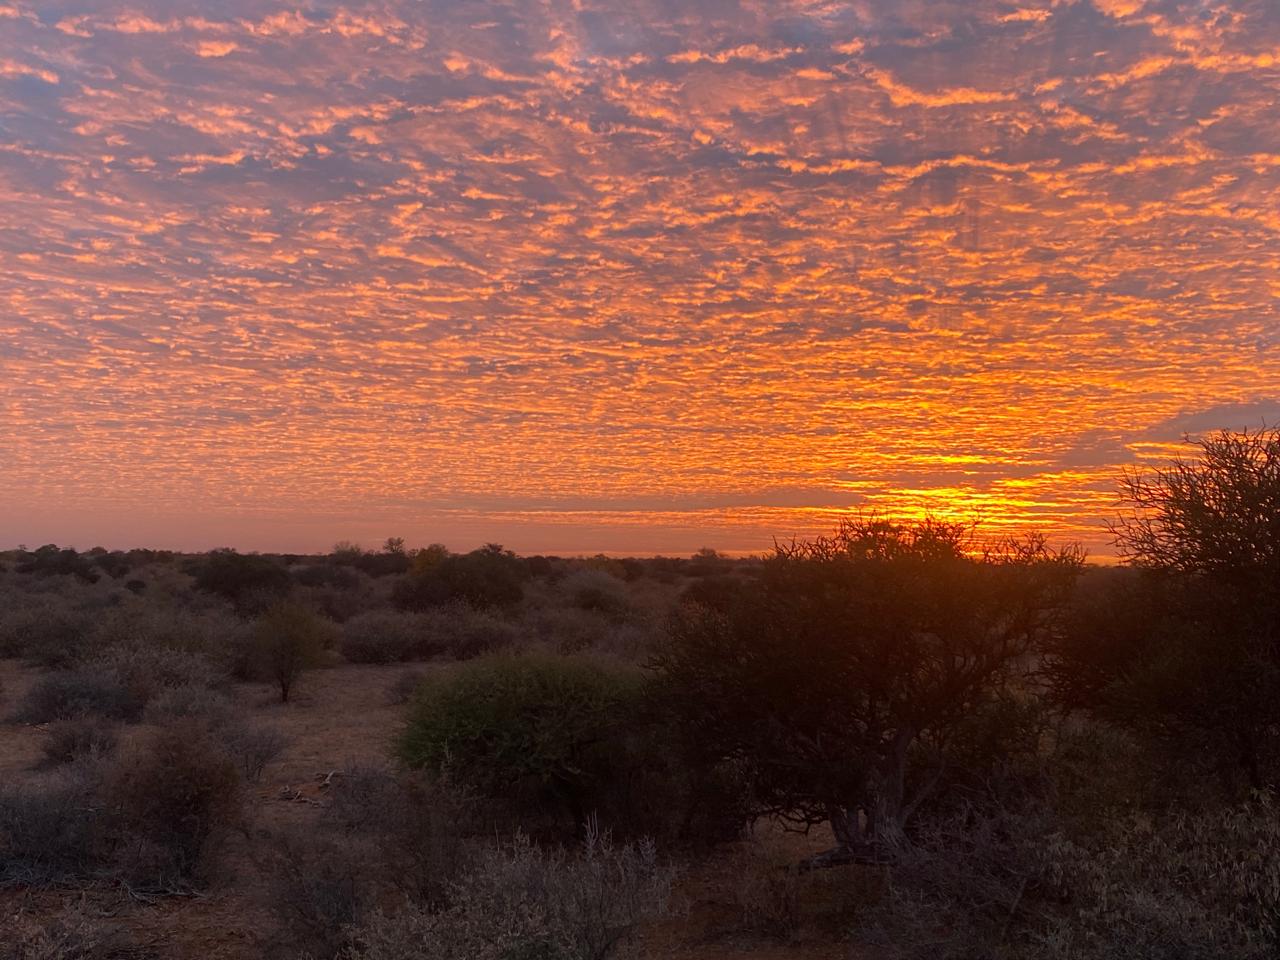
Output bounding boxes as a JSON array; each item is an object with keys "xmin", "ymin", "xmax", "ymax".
[
  {"xmin": 144, "ymin": 684, "xmax": 235, "ymax": 727},
  {"xmin": 105, "ymin": 722, "xmax": 243, "ymax": 889},
  {"xmin": 522, "ymin": 606, "xmax": 610, "ymax": 655},
  {"xmin": 397, "ymin": 653, "xmax": 748, "ymax": 842},
  {"xmin": 91, "ymin": 604, "xmax": 249, "ymax": 665},
  {"xmin": 12, "ymin": 669, "xmax": 140, "ymax": 724},
  {"xmin": 267, "ymin": 827, "xmax": 368, "ymax": 960},
  {"xmin": 327, "ymin": 764, "xmax": 474, "ymax": 904},
  {"xmin": 0, "ymin": 903, "xmax": 125, "ymax": 960},
  {"xmin": 92, "ymin": 644, "xmax": 223, "ymax": 708},
  {"xmin": 267, "ymin": 767, "xmax": 475, "ymax": 956},
  {"xmin": 560, "ymin": 570, "xmax": 632, "ymax": 621},
  {"xmin": 849, "ymin": 794, "xmax": 1280, "ymax": 960},
  {"xmin": 1030, "ymin": 798, "xmax": 1280, "ymax": 960},
  {"xmin": 143, "ymin": 686, "xmax": 286, "ymax": 783},
  {"xmin": 220, "ymin": 722, "xmax": 287, "ymax": 784},
  {"xmin": 0, "ymin": 599, "xmax": 94, "ymax": 668},
  {"xmin": 386, "ymin": 668, "xmax": 427, "ymax": 705},
  {"xmin": 343, "ymin": 605, "xmax": 517, "ymax": 664},
  {"xmin": 0, "ymin": 763, "xmax": 104, "ymax": 887},
  {"xmin": 340, "ymin": 610, "xmax": 426, "ymax": 664},
  {"xmin": 41, "ymin": 719, "xmax": 119, "ymax": 767},
  {"xmin": 418, "ymin": 603, "xmax": 519, "ymax": 660},
  {"xmin": 344, "ymin": 829, "xmax": 672, "ymax": 960},
  {"xmin": 723, "ymin": 832, "xmax": 868, "ymax": 942}
]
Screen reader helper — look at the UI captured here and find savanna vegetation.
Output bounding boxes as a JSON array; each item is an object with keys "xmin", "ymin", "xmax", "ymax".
[{"xmin": 2, "ymin": 428, "xmax": 1279, "ymax": 959}]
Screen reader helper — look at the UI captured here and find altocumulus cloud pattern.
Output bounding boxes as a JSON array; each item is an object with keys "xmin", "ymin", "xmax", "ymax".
[{"xmin": 1, "ymin": 0, "xmax": 1279, "ymax": 553}]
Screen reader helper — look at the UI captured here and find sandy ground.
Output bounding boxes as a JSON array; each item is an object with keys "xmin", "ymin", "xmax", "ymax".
[{"xmin": 0, "ymin": 658, "xmax": 859, "ymax": 959}]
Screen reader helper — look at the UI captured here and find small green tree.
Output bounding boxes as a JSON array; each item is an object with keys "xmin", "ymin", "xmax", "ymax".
[{"xmin": 253, "ymin": 603, "xmax": 331, "ymax": 703}]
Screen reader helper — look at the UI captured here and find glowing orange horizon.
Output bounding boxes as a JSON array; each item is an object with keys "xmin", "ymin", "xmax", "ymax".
[{"xmin": 2, "ymin": 2, "xmax": 1278, "ymax": 556}]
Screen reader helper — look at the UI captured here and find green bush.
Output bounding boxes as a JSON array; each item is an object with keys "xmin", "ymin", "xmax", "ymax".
[{"xmin": 398, "ymin": 655, "xmax": 643, "ymax": 826}]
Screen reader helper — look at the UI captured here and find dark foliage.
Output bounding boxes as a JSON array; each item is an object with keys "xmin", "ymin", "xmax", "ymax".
[
  {"xmin": 392, "ymin": 544, "xmax": 527, "ymax": 612},
  {"xmin": 13, "ymin": 669, "xmax": 141, "ymax": 724},
  {"xmin": 1047, "ymin": 428, "xmax": 1280, "ymax": 792},
  {"xmin": 652, "ymin": 518, "xmax": 1083, "ymax": 852},
  {"xmin": 293, "ymin": 563, "xmax": 361, "ymax": 589},
  {"xmin": 0, "ymin": 766, "xmax": 103, "ymax": 887},
  {"xmin": 191, "ymin": 548, "xmax": 292, "ymax": 608},
  {"xmin": 679, "ymin": 573, "xmax": 750, "ymax": 613},
  {"xmin": 14, "ymin": 545, "xmax": 100, "ymax": 583}
]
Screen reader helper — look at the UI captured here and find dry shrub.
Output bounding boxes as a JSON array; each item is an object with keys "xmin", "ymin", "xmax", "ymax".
[
  {"xmin": 417, "ymin": 603, "xmax": 519, "ymax": 660},
  {"xmin": 144, "ymin": 684, "xmax": 235, "ymax": 727},
  {"xmin": 249, "ymin": 602, "xmax": 334, "ymax": 702},
  {"xmin": 219, "ymin": 722, "xmax": 287, "ymax": 783},
  {"xmin": 521, "ymin": 606, "xmax": 610, "ymax": 655},
  {"xmin": 89, "ymin": 604, "xmax": 248, "ymax": 664},
  {"xmin": 340, "ymin": 610, "xmax": 426, "ymax": 663},
  {"xmin": 0, "ymin": 763, "xmax": 104, "ymax": 887},
  {"xmin": 560, "ymin": 570, "xmax": 632, "ymax": 621},
  {"xmin": 1030, "ymin": 797, "xmax": 1280, "ymax": 960},
  {"xmin": 850, "ymin": 794, "xmax": 1280, "ymax": 960},
  {"xmin": 92, "ymin": 643, "xmax": 223, "ymax": 703},
  {"xmin": 851, "ymin": 804, "xmax": 1052, "ymax": 959},
  {"xmin": 727, "ymin": 833, "xmax": 866, "ymax": 942},
  {"xmin": 266, "ymin": 768, "xmax": 474, "ymax": 957},
  {"xmin": 0, "ymin": 597, "xmax": 95, "ymax": 668},
  {"xmin": 12, "ymin": 669, "xmax": 139, "ymax": 724},
  {"xmin": 0, "ymin": 903, "xmax": 130, "ymax": 960},
  {"xmin": 398, "ymin": 654, "xmax": 643, "ymax": 830},
  {"xmin": 105, "ymin": 721, "xmax": 243, "ymax": 889},
  {"xmin": 386, "ymin": 668, "xmax": 426, "ymax": 705},
  {"xmin": 324, "ymin": 763, "xmax": 474, "ymax": 905},
  {"xmin": 42, "ymin": 719, "xmax": 119, "ymax": 767},
  {"xmin": 143, "ymin": 685, "xmax": 287, "ymax": 783},
  {"xmin": 267, "ymin": 827, "xmax": 368, "ymax": 959},
  {"xmin": 344, "ymin": 828, "xmax": 673, "ymax": 960}
]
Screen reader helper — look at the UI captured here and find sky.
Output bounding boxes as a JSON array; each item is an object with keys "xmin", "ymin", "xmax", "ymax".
[{"xmin": 1, "ymin": 0, "xmax": 1279, "ymax": 556}]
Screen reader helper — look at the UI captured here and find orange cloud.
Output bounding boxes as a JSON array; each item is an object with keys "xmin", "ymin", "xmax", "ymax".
[{"xmin": 0, "ymin": 0, "xmax": 1278, "ymax": 555}]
